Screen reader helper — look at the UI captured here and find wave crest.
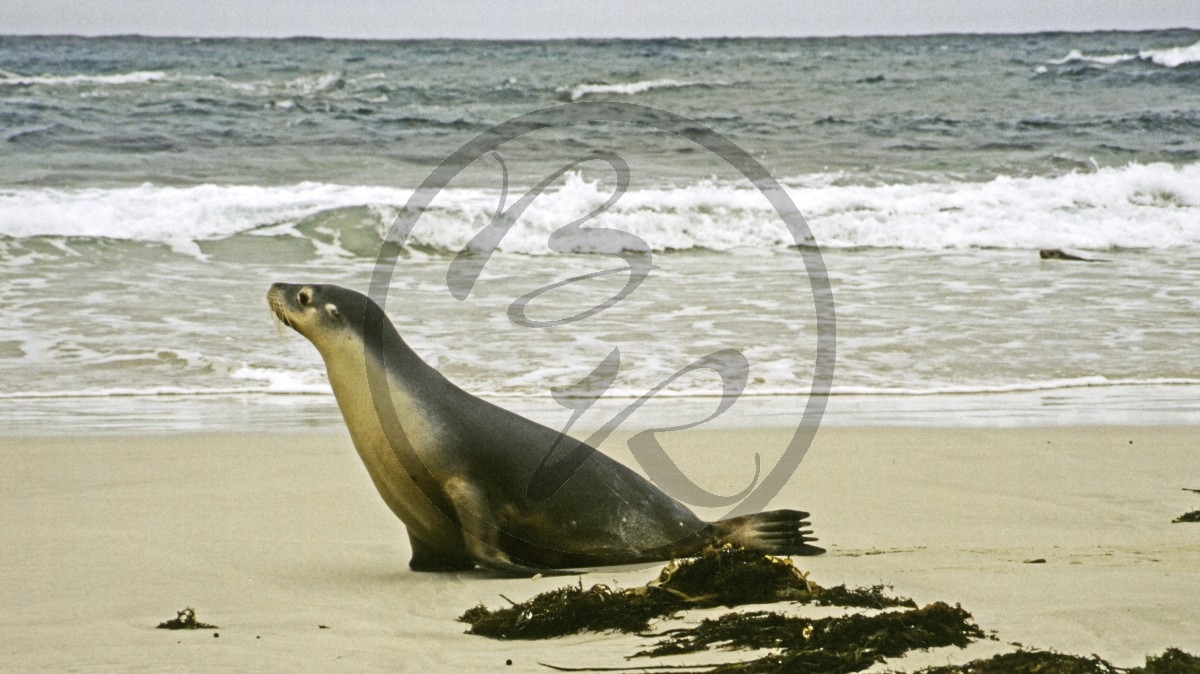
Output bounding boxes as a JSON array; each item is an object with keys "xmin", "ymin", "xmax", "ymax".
[
  {"xmin": 0, "ymin": 70, "xmax": 172, "ymax": 86},
  {"xmin": 2, "ymin": 163, "xmax": 1199, "ymax": 255},
  {"xmin": 1049, "ymin": 39, "xmax": 1200, "ymax": 68},
  {"xmin": 560, "ymin": 79, "xmax": 713, "ymax": 101},
  {"xmin": 1140, "ymin": 39, "xmax": 1200, "ymax": 68}
]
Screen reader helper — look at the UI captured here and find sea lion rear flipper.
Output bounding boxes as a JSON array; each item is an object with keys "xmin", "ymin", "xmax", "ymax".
[{"xmin": 715, "ymin": 509, "xmax": 825, "ymax": 556}]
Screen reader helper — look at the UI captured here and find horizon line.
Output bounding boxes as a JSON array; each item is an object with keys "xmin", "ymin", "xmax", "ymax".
[{"xmin": 1, "ymin": 26, "xmax": 1197, "ymax": 42}]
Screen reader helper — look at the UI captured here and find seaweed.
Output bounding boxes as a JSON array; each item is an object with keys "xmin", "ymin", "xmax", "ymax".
[
  {"xmin": 459, "ymin": 582, "xmax": 672, "ymax": 639},
  {"xmin": 649, "ymin": 545, "xmax": 820, "ymax": 606},
  {"xmin": 1135, "ymin": 648, "xmax": 1200, "ymax": 674},
  {"xmin": 913, "ymin": 650, "xmax": 1121, "ymax": 674},
  {"xmin": 1172, "ymin": 510, "xmax": 1200, "ymax": 523},
  {"xmin": 156, "ymin": 607, "xmax": 218, "ymax": 630},
  {"xmin": 814, "ymin": 583, "xmax": 917, "ymax": 610},
  {"xmin": 538, "ymin": 647, "xmax": 1200, "ymax": 674},
  {"xmin": 910, "ymin": 647, "xmax": 1200, "ymax": 674},
  {"xmin": 461, "ymin": 546, "xmax": 1198, "ymax": 674},
  {"xmin": 627, "ymin": 645, "xmax": 1200, "ymax": 674},
  {"xmin": 648, "ymin": 603, "xmax": 983, "ymax": 674},
  {"xmin": 638, "ymin": 611, "xmax": 800, "ymax": 656},
  {"xmin": 705, "ymin": 650, "xmax": 877, "ymax": 674},
  {"xmin": 637, "ymin": 603, "xmax": 983, "ymax": 666},
  {"xmin": 459, "ymin": 546, "xmax": 915, "ymax": 639}
]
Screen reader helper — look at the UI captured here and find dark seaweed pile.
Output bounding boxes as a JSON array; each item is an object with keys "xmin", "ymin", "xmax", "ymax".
[
  {"xmin": 459, "ymin": 582, "xmax": 668, "ymax": 638},
  {"xmin": 460, "ymin": 546, "xmax": 1199, "ymax": 674},
  {"xmin": 639, "ymin": 602, "xmax": 982, "ymax": 674},
  {"xmin": 913, "ymin": 647, "xmax": 1200, "ymax": 674},
  {"xmin": 156, "ymin": 607, "xmax": 218, "ymax": 630},
  {"xmin": 460, "ymin": 545, "xmax": 913, "ymax": 639},
  {"xmin": 1175, "ymin": 487, "xmax": 1200, "ymax": 523}
]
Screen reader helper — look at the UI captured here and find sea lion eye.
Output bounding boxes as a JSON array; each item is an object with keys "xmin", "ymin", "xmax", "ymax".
[
  {"xmin": 325, "ymin": 303, "xmax": 339, "ymax": 318},
  {"xmin": 297, "ymin": 289, "xmax": 312, "ymax": 307}
]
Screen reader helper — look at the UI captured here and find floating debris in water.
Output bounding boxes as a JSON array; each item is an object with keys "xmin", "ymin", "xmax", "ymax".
[{"xmin": 156, "ymin": 607, "xmax": 218, "ymax": 630}]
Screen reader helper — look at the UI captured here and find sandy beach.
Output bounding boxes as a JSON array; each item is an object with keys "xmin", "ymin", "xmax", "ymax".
[
  {"xmin": 3, "ymin": 425, "xmax": 1197, "ymax": 672},
  {"xmin": 5, "ymin": 20, "xmax": 1200, "ymax": 674}
]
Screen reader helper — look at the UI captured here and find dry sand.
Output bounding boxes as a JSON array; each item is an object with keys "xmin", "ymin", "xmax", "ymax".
[{"xmin": 2, "ymin": 426, "xmax": 1197, "ymax": 672}]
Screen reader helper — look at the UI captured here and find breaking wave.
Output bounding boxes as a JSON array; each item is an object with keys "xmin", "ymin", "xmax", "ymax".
[
  {"xmin": 2, "ymin": 163, "xmax": 1199, "ymax": 256},
  {"xmin": 1049, "ymin": 39, "xmax": 1200, "ymax": 68}
]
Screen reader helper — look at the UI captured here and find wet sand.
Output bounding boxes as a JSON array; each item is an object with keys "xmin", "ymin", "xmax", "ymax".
[{"xmin": 2, "ymin": 426, "xmax": 1197, "ymax": 671}]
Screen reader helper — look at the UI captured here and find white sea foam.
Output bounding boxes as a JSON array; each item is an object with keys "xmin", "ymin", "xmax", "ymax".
[
  {"xmin": 0, "ymin": 68, "xmax": 351, "ymax": 98},
  {"xmin": 233, "ymin": 72, "xmax": 346, "ymax": 97},
  {"xmin": 0, "ymin": 386, "xmax": 331, "ymax": 400},
  {"xmin": 562, "ymin": 79, "xmax": 708, "ymax": 101},
  {"xmin": 1050, "ymin": 40, "xmax": 1200, "ymax": 68},
  {"xmin": 0, "ymin": 70, "xmax": 173, "ymax": 86},
  {"xmin": 494, "ymin": 377, "xmax": 1200, "ymax": 399},
  {"xmin": 796, "ymin": 162, "xmax": 1200, "ymax": 250},
  {"xmin": 0, "ymin": 182, "xmax": 409, "ymax": 255},
  {"xmin": 2, "ymin": 163, "xmax": 1199, "ymax": 254},
  {"xmin": 1139, "ymin": 40, "xmax": 1200, "ymax": 68},
  {"xmin": 229, "ymin": 365, "xmax": 333, "ymax": 394},
  {"xmin": 1048, "ymin": 49, "xmax": 1136, "ymax": 66},
  {"xmin": 4, "ymin": 375, "xmax": 1192, "ymax": 402},
  {"xmin": 288, "ymin": 72, "xmax": 344, "ymax": 95},
  {"xmin": 827, "ymin": 377, "xmax": 1200, "ymax": 397}
]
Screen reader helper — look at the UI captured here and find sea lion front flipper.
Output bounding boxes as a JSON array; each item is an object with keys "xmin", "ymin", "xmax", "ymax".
[
  {"xmin": 442, "ymin": 476, "xmax": 561, "ymax": 576},
  {"xmin": 406, "ymin": 532, "xmax": 475, "ymax": 572}
]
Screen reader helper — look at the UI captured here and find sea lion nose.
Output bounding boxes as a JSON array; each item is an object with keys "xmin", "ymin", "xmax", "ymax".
[
  {"xmin": 267, "ymin": 283, "xmax": 297, "ymax": 312},
  {"xmin": 268, "ymin": 282, "xmax": 297, "ymax": 303}
]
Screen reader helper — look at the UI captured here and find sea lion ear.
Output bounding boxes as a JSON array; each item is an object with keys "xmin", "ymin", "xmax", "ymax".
[{"xmin": 325, "ymin": 303, "xmax": 340, "ymax": 319}]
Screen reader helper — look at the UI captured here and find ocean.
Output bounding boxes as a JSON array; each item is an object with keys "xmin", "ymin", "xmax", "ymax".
[{"xmin": 2, "ymin": 31, "xmax": 1199, "ymax": 434}]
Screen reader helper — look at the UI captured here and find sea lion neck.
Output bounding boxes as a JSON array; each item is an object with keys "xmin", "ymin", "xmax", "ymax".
[{"xmin": 317, "ymin": 296, "xmax": 443, "ymax": 390}]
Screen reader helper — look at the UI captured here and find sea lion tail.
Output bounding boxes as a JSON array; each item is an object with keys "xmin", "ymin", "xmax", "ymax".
[{"xmin": 713, "ymin": 509, "xmax": 824, "ymax": 556}]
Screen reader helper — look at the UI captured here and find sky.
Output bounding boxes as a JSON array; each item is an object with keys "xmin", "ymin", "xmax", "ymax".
[{"xmin": 1, "ymin": 0, "xmax": 1197, "ymax": 39}]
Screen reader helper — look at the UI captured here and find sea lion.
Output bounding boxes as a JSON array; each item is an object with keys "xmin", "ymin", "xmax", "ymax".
[{"xmin": 268, "ymin": 282, "xmax": 822, "ymax": 574}]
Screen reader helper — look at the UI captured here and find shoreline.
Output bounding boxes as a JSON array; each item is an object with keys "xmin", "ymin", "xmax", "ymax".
[
  {"xmin": 4, "ymin": 383, "xmax": 1200, "ymax": 436},
  {"xmin": 3, "ymin": 426, "xmax": 1198, "ymax": 671}
]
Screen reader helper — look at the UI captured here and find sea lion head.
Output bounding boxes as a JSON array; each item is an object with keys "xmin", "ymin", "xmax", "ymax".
[{"xmin": 268, "ymin": 283, "xmax": 374, "ymax": 350}]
